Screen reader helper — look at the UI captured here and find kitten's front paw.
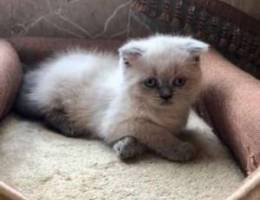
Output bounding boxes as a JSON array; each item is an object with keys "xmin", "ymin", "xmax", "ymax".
[
  {"xmin": 113, "ymin": 137, "xmax": 145, "ymax": 160},
  {"xmin": 172, "ymin": 142, "xmax": 197, "ymax": 162}
]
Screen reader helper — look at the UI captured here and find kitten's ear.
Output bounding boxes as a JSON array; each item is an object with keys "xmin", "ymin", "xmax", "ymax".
[
  {"xmin": 118, "ymin": 46, "xmax": 144, "ymax": 66},
  {"xmin": 185, "ymin": 39, "xmax": 209, "ymax": 57}
]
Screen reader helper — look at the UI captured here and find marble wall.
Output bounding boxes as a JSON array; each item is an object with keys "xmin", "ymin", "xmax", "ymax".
[
  {"xmin": 0, "ymin": 0, "xmax": 151, "ymax": 38},
  {"xmin": 0, "ymin": 0, "xmax": 258, "ymax": 38}
]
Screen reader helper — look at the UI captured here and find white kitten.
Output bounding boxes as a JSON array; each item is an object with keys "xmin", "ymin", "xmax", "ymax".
[{"xmin": 15, "ymin": 35, "xmax": 209, "ymax": 161}]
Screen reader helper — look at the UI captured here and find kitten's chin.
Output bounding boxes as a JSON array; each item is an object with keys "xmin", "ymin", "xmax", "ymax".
[{"xmin": 159, "ymin": 100, "xmax": 173, "ymax": 106}]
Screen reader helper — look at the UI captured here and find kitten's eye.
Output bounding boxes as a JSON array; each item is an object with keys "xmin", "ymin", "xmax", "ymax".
[
  {"xmin": 144, "ymin": 77, "xmax": 157, "ymax": 88},
  {"xmin": 173, "ymin": 78, "xmax": 186, "ymax": 87}
]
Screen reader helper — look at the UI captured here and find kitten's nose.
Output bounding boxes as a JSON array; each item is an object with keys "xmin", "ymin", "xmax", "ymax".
[{"xmin": 159, "ymin": 89, "xmax": 173, "ymax": 100}]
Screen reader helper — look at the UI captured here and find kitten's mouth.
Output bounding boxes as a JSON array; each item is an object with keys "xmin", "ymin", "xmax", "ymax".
[{"xmin": 160, "ymin": 99, "xmax": 172, "ymax": 105}]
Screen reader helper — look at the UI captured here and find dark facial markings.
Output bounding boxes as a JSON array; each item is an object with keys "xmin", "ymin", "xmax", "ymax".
[
  {"xmin": 143, "ymin": 76, "xmax": 187, "ymax": 102},
  {"xmin": 159, "ymin": 86, "xmax": 173, "ymax": 100}
]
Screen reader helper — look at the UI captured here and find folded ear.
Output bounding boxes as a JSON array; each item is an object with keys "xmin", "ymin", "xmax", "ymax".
[
  {"xmin": 118, "ymin": 46, "xmax": 144, "ymax": 66},
  {"xmin": 181, "ymin": 38, "xmax": 209, "ymax": 63},
  {"xmin": 185, "ymin": 38, "xmax": 209, "ymax": 56}
]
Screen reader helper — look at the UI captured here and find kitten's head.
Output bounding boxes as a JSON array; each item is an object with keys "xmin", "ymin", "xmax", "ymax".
[{"xmin": 118, "ymin": 35, "xmax": 208, "ymax": 108}]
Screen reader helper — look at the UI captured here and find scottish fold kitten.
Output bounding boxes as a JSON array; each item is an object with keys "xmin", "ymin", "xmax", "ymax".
[{"xmin": 15, "ymin": 35, "xmax": 209, "ymax": 161}]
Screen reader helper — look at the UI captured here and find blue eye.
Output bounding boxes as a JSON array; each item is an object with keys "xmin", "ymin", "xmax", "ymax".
[
  {"xmin": 144, "ymin": 77, "xmax": 157, "ymax": 88},
  {"xmin": 173, "ymin": 78, "xmax": 186, "ymax": 87}
]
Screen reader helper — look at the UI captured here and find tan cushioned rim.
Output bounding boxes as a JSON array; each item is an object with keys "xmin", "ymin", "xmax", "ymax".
[
  {"xmin": 200, "ymin": 50, "xmax": 260, "ymax": 175},
  {"xmin": 0, "ymin": 40, "xmax": 22, "ymax": 120}
]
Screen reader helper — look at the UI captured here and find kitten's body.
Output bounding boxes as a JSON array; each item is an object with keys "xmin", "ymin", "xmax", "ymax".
[
  {"xmin": 27, "ymin": 52, "xmax": 121, "ymax": 137},
  {"xmin": 15, "ymin": 35, "xmax": 210, "ymax": 161}
]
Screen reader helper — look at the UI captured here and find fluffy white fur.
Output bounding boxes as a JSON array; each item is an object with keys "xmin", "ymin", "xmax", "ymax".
[
  {"xmin": 29, "ymin": 51, "xmax": 121, "ymax": 136},
  {"xmin": 16, "ymin": 35, "xmax": 211, "ymax": 161}
]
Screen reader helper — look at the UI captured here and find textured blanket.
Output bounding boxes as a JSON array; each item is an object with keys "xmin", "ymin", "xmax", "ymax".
[{"xmin": 0, "ymin": 115, "xmax": 242, "ymax": 200}]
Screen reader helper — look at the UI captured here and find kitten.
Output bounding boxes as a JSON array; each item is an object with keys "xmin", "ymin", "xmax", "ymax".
[{"xmin": 15, "ymin": 35, "xmax": 209, "ymax": 161}]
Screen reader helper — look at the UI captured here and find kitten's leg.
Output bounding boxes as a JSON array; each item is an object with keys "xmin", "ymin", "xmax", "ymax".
[
  {"xmin": 44, "ymin": 109, "xmax": 82, "ymax": 137},
  {"xmin": 151, "ymin": 134, "xmax": 196, "ymax": 162},
  {"xmin": 106, "ymin": 121, "xmax": 196, "ymax": 162},
  {"xmin": 112, "ymin": 136, "xmax": 146, "ymax": 160},
  {"xmin": 136, "ymin": 132, "xmax": 196, "ymax": 162},
  {"xmin": 137, "ymin": 126, "xmax": 196, "ymax": 162}
]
